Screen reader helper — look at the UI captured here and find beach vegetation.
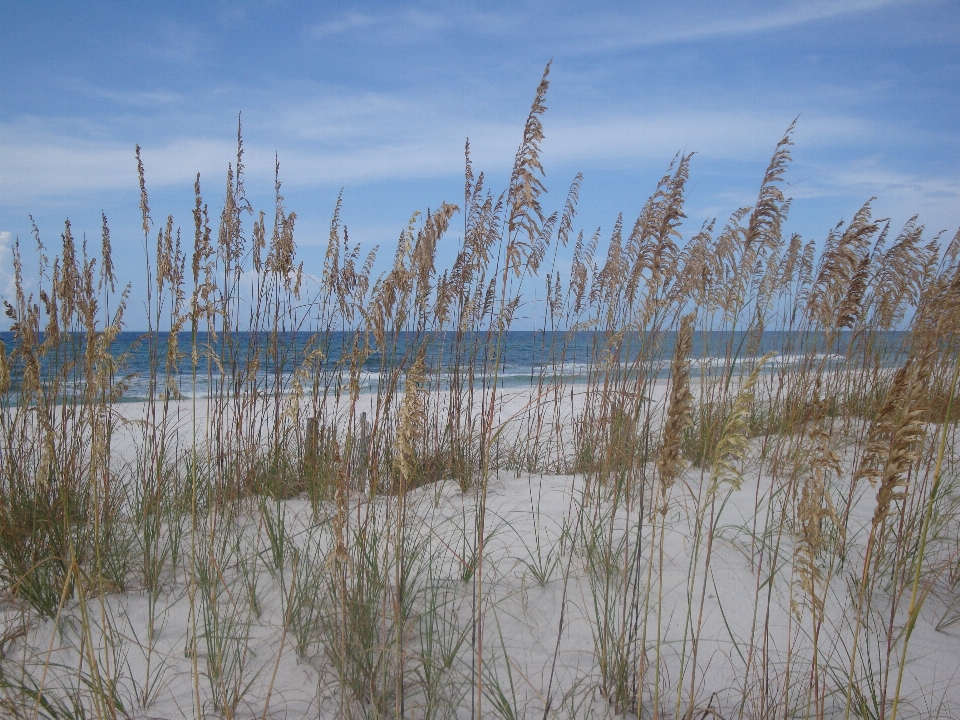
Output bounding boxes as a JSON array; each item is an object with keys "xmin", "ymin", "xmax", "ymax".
[{"xmin": 1, "ymin": 63, "xmax": 958, "ymax": 719}]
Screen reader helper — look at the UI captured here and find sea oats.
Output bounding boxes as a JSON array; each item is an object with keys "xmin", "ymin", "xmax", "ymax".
[
  {"xmin": 656, "ymin": 312, "xmax": 695, "ymax": 510},
  {"xmin": 2, "ymin": 69, "xmax": 959, "ymax": 720},
  {"xmin": 0, "ymin": 340, "xmax": 9, "ymax": 396},
  {"xmin": 709, "ymin": 351, "xmax": 776, "ymax": 495},
  {"xmin": 808, "ymin": 200, "xmax": 879, "ymax": 331}
]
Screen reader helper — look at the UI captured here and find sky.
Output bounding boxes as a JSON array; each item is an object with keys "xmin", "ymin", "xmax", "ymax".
[{"xmin": 1, "ymin": 0, "xmax": 958, "ymax": 329}]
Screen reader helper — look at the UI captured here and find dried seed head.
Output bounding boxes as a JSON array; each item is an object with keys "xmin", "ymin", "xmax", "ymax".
[
  {"xmin": 709, "ymin": 351, "xmax": 777, "ymax": 495},
  {"xmin": 807, "ymin": 200, "xmax": 879, "ymax": 329},
  {"xmin": 136, "ymin": 145, "xmax": 151, "ymax": 242},
  {"xmin": 395, "ymin": 347, "xmax": 427, "ymax": 493},
  {"xmin": 507, "ymin": 61, "xmax": 551, "ymax": 248},
  {"xmin": 656, "ymin": 312, "xmax": 696, "ymax": 509},
  {"xmin": 100, "ymin": 212, "xmax": 115, "ymax": 293},
  {"xmin": 0, "ymin": 340, "xmax": 9, "ymax": 395},
  {"xmin": 856, "ymin": 351, "xmax": 932, "ymax": 529},
  {"xmin": 793, "ymin": 427, "xmax": 843, "ymax": 620}
]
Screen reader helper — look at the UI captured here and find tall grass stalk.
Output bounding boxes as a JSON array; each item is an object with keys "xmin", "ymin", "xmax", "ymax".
[{"xmin": 0, "ymin": 67, "xmax": 958, "ymax": 719}]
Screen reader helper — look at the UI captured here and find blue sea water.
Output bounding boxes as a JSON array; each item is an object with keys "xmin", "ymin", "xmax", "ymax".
[{"xmin": 0, "ymin": 330, "xmax": 909, "ymax": 403}]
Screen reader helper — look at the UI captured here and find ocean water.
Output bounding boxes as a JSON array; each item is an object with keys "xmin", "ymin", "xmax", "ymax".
[{"xmin": 0, "ymin": 330, "xmax": 910, "ymax": 403}]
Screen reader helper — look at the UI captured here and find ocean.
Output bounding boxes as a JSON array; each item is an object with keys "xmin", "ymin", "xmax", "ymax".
[{"xmin": 0, "ymin": 330, "xmax": 910, "ymax": 403}]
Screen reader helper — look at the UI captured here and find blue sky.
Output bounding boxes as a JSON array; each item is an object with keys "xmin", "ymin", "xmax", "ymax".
[{"xmin": 1, "ymin": 0, "xmax": 958, "ymax": 329}]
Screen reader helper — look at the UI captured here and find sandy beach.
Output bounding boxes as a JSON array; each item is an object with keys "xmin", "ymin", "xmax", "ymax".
[{"xmin": 2, "ymin": 376, "xmax": 957, "ymax": 719}]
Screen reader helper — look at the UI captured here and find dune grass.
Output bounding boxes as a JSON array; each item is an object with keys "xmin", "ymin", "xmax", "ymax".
[{"xmin": 1, "ymin": 63, "xmax": 959, "ymax": 719}]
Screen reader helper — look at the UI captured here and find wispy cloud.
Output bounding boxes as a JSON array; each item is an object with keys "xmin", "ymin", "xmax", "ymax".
[
  {"xmin": 299, "ymin": 1, "xmax": 912, "ymax": 53},
  {"xmin": 516, "ymin": 0, "xmax": 914, "ymax": 54},
  {"xmin": 270, "ymin": 91, "xmax": 439, "ymax": 143},
  {"xmin": 305, "ymin": 11, "xmax": 377, "ymax": 39},
  {"xmin": 791, "ymin": 157, "xmax": 960, "ymax": 232},
  {"xmin": 83, "ymin": 87, "xmax": 185, "ymax": 108},
  {"xmin": 141, "ymin": 19, "xmax": 210, "ymax": 64},
  {"xmin": 560, "ymin": 0, "xmax": 910, "ymax": 52},
  {"xmin": 0, "ymin": 100, "xmax": 878, "ymax": 206},
  {"xmin": 304, "ymin": 7, "xmax": 448, "ymax": 42},
  {"xmin": 0, "ymin": 231, "xmax": 17, "ymax": 303},
  {"xmin": 0, "ymin": 121, "xmax": 239, "ymax": 201},
  {"xmin": 0, "ymin": 122, "xmax": 472, "ymax": 206},
  {"xmin": 543, "ymin": 111, "xmax": 871, "ymax": 165}
]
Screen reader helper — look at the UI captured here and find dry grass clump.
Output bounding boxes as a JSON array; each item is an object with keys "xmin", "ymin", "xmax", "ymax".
[{"xmin": 0, "ymin": 64, "xmax": 958, "ymax": 719}]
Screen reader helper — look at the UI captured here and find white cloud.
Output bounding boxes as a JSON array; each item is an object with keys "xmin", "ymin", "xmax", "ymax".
[
  {"xmin": 271, "ymin": 92, "xmax": 439, "ymax": 143},
  {"xmin": 85, "ymin": 88, "xmax": 185, "ymax": 108},
  {"xmin": 304, "ymin": 1, "xmax": 914, "ymax": 54},
  {"xmin": 0, "ymin": 119, "xmax": 472, "ymax": 204},
  {"xmin": 0, "ymin": 100, "xmax": 881, "ymax": 207},
  {"xmin": 561, "ymin": 0, "xmax": 910, "ymax": 52},
  {"xmin": 0, "ymin": 231, "xmax": 16, "ymax": 305},
  {"xmin": 791, "ymin": 159, "xmax": 960, "ymax": 233},
  {"xmin": 451, "ymin": 0, "xmax": 916, "ymax": 56},
  {"xmin": 542, "ymin": 111, "xmax": 871, "ymax": 166},
  {"xmin": 142, "ymin": 19, "xmax": 209, "ymax": 64},
  {"xmin": 0, "ymin": 122, "xmax": 240, "ymax": 201},
  {"xmin": 305, "ymin": 7, "xmax": 448, "ymax": 42},
  {"xmin": 306, "ymin": 11, "xmax": 376, "ymax": 39}
]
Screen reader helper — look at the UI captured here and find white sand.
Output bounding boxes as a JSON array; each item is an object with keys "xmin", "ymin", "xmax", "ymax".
[{"xmin": 1, "ymin": 382, "xmax": 958, "ymax": 718}]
